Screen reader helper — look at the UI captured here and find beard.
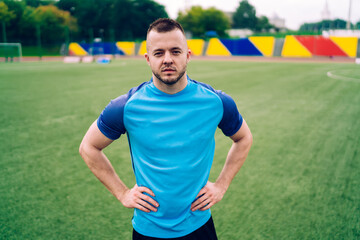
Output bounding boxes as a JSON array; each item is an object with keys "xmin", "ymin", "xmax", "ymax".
[{"xmin": 153, "ymin": 67, "xmax": 187, "ymax": 86}]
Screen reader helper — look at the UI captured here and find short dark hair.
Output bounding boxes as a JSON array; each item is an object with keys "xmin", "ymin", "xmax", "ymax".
[{"xmin": 147, "ymin": 18, "xmax": 185, "ymax": 36}]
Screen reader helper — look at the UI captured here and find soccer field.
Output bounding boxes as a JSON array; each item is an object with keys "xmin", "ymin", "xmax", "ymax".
[{"xmin": 1, "ymin": 59, "xmax": 359, "ymax": 239}]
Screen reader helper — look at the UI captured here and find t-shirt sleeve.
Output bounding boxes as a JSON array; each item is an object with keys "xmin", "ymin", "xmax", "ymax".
[
  {"xmin": 97, "ymin": 95, "xmax": 128, "ymax": 140},
  {"xmin": 217, "ymin": 90, "xmax": 243, "ymax": 137}
]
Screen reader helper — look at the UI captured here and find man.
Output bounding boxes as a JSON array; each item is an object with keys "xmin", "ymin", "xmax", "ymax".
[{"xmin": 79, "ymin": 18, "xmax": 252, "ymax": 240}]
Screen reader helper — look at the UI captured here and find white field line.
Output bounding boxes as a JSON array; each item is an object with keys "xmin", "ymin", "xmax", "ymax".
[{"xmin": 327, "ymin": 71, "xmax": 360, "ymax": 83}]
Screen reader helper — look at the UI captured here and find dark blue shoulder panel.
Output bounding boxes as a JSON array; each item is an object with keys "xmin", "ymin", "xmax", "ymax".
[
  {"xmin": 97, "ymin": 81, "xmax": 150, "ymax": 140},
  {"xmin": 216, "ymin": 90, "xmax": 243, "ymax": 136},
  {"xmin": 190, "ymin": 79, "xmax": 243, "ymax": 137}
]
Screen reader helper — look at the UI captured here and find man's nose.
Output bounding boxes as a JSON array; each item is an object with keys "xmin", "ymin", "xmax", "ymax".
[{"xmin": 163, "ymin": 52, "xmax": 173, "ymax": 64}]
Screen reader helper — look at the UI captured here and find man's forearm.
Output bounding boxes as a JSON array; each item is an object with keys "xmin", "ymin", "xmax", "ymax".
[
  {"xmin": 79, "ymin": 144, "xmax": 129, "ymax": 202},
  {"xmin": 215, "ymin": 134, "xmax": 252, "ymax": 192},
  {"xmin": 190, "ymin": 133, "xmax": 252, "ymax": 211}
]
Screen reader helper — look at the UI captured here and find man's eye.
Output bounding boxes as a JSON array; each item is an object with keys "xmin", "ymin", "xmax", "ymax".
[
  {"xmin": 173, "ymin": 51, "xmax": 181, "ymax": 55},
  {"xmin": 154, "ymin": 52, "xmax": 163, "ymax": 56}
]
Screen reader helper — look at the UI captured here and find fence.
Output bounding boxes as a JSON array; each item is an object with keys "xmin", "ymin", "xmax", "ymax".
[{"xmin": 68, "ymin": 36, "xmax": 360, "ymax": 58}]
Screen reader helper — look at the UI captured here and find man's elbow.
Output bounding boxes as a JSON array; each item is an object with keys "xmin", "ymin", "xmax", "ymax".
[
  {"xmin": 238, "ymin": 132, "xmax": 252, "ymax": 157},
  {"xmin": 247, "ymin": 131, "xmax": 253, "ymax": 147},
  {"xmin": 240, "ymin": 131, "xmax": 252, "ymax": 152},
  {"xmin": 79, "ymin": 142, "xmax": 95, "ymax": 168},
  {"xmin": 79, "ymin": 143, "xmax": 84, "ymax": 157},
  {"xmin": 79, "ymin": 139, "xmax": 103, "ymax": 161},
  {"xmin": 79, "ymin": 141, "xmax": 87, "ymax": 159},
  {"xmin": 233, "ymin": 128, "xmax": 253, "ymax": 146}
]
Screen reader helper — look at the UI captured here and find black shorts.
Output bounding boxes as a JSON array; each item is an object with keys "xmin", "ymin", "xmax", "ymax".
[{"xmin": 132, "ymin": 216, "xmax": 218, "ymax": 240}]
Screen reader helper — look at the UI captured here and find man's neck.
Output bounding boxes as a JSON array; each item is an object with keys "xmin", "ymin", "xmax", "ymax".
[{"xmin": 153, "ymin": 74, "xmax": 188, "ymax": 95}]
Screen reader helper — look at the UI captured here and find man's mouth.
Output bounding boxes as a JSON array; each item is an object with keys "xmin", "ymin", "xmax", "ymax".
[{"xmin": 162, "ymin": 68, "xmax": 176, "ymax": 72}]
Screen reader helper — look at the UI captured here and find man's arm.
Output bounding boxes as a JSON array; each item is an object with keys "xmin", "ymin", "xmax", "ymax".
[
  {"xmin": 191, "ymin": 120, "xmax": 253, "ymax": 211},
  {"xmin": 79, "ymin": 120, "xmax": 159, "ymax": 213}
]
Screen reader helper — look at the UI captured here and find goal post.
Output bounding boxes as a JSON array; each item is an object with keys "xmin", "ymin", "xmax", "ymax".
[{"xmin": 0, "ymin": 43, "xmax": 22, "ymax": 62}]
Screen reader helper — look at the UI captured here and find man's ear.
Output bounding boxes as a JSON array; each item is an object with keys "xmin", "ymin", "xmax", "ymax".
[
  {"xmin": 187, "ymin": 49, "xmax": 192, "ymax": 63},
  {"xmin": 144, "ymin": 53, "xmax": 150, "ymax": 66}
]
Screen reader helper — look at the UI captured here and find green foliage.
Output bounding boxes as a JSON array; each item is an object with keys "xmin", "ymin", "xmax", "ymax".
[
  {"xmin": 255, "ymin": 15, "xmax": 272, "ymax": 32},
  {"xmin": 30, "ymin": 5, "xmax": 77, "ymax": 45},
  {"xmin": 1, "ymin": 0, "xmax": 27, "ymax": 43},
  {"xmin": 61, "ymin": 0, "xmax": 116, "ymax": 40},
  {"xmin": 1, "ymin": 0, "xmax": 77, "ymax": 45},
  {"xmin": 299, "ymin": 19, "xmax": 351, "ymax": 31},
  {"xmin": 1, "ymin": 0, "xmax": 168, "ymax": 44},
  {"xmin": 1, "ymin": 0, "xmax": 26, "ymax": 23},
  {"xmin": 24, "ymin": 0, "xmax": 56, "ymax": 7},
  {"xmin": 177, "ymin": 6, "xmax": 230, "ymax": 38},
  {"xmin": 17, "ymin": 6, "xmax": 37, "ymax": 42},
  {"xmin": 56, "ymin": 0, "xmax": 168, "ymax": 41},
  {"xmin": 251, "ymin": 31, "xmax": 321, "ymax": 38},
  {"xmin": 177, "ymin": 6, "xmax": 204, "ymax": 37},
  {"xmin": 119, "ymin": 0, "xmax": 168, "ymax": 40},
  {"xmin": 232, "ymin": 0, "xmax": 274, "ymax": 32},
  {"xmin": 0, "ymin": 1, "xmax": 16, "ymax": 23},
  {"xmin": 202, "ymin": 7, "xmax": 230, "ymax": 37},
  {"xmin": 232, "ymin": 0, "xmax": 257, "ymax": 29}
]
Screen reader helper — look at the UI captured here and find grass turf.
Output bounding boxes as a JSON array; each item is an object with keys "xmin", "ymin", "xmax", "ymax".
[{"xmin": 0, "ymin": 59, "xmax": 359, "ymax": 239}]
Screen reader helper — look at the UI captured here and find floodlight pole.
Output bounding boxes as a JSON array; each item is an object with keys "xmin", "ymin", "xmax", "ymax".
[
  {"xmin": 36, "ymin": 24, "xmax": 42, "ymax": 60},
  {"xmin": 89, "ymin": 28, "xmax": 94, "ymax": 56},
  {"xmin": 346, "ymin": 0, "xmax": 352, "ymax": 29},
  {"xmin": 2, "ymin": 22, "xmax": 8, "ymax": 61},
  {"xmin": 65, "ymin": 26, "xmax": 70, "ymax": 56},
  {"xmin": 110, "ymin": 28, "xmax": 115, "ymax": 56}
]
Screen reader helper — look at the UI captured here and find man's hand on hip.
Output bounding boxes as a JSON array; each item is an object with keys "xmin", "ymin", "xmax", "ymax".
[
  {"xmin": 191, "ymin": 181, "xmax": 226, "ymax": 211},
  {"xmin": 120, "ymin": 184, "xmax": 159, "ymax": 213}
]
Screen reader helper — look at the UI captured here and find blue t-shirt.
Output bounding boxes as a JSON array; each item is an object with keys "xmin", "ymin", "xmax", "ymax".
[{"xmin": 97, "ymin": 76, "xmax": 243, "ymax": 238}]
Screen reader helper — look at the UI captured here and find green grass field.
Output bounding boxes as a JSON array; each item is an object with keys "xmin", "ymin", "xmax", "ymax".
[{"xmin": 1, "ymin": 59, "xmax": 359, "ymax": 239}]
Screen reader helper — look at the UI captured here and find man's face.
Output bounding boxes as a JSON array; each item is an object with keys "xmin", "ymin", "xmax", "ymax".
[{"xmin": 145, "ymin": 29, "xmax": 191, "ymax": 86}]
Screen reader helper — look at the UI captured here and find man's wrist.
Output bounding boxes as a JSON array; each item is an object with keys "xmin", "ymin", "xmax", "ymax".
[
  {"xmin": 214, "ymin": 181, "xmax": 228, "ymax": 195},
  {"xmin": 115, "ymin": 187, "xmax": 129, "ymax": 203}
]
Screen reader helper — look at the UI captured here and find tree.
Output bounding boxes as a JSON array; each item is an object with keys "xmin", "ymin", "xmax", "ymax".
[
  {"xmin": 177, "ymin": 6, "xmax": 204, "ymax": 37},
  {"xmin": 255, "ymin": 16, "xmax": 273, "ymax": 32},
  {"xmin": 24, "ymin": 0, "xmax": 57, "ymax": 8},
  {"xmin": 18, "ymin": 6, "xmax": 37, "ymax": 44},
  {"xmin": 56, "ymin": 0, "xmax": 79, "ymax": 12},
  {"xmin": 332, "ymin": 19, "xmax": 349, "ymax": 29},
  {"xmin": 0, "ymin": 1, "xmax": 15, "ymax": 23},
  {"xmin": 2, "ymin": 0, "xmax": 168, "ymax": 44},
  {"xmin": 177, "ymin": 6, "xmax": 230, "ymax": 38},
  {"xmin": 104, "ymin": 0, "xmax": 133, "ymax": 40},
  {"xmin": 232, "ymin": 0, "xmax": 257, "ymax": 30},
  {"xmin": 202, "ymin": 7, "xmax": 230, "ymax": 37},
  {"xmin": 56, "ymin": 0, "xmax": 168, "ymax": 41},
  {"xmin": 0, "ymin": 1, "xmax": 16, "ymax": 42},
  {"xmin": 57, "ymin": 0, "xmax": 114, "ymax": 41},
  {"xmin": 299, "ymin": 19, "xmax": 349, "ymax": 32},
  {"xmin": 32, "ymin": 5, "xmax": 77, "ymax": 45},
  {"xmin": 1, "ymin": 0, "xmax": 26, "ymax": 42},
  {"xmin": 129, "ymin": 0, "xmax": 168, "ymax": 40}
]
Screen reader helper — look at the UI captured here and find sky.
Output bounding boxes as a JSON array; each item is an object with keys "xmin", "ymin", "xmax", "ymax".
[{"xmin": 154, "ymin": 0, "xmax": 360, "ymax": 30}]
